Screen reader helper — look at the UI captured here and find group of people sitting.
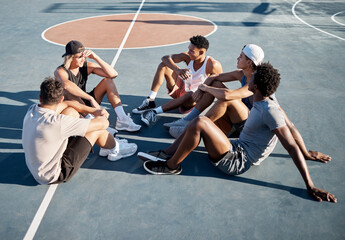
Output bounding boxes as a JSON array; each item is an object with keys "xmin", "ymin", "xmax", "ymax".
[{"xmin": 22, "ymin": 36, "xmax": 336, "ymax": 203}]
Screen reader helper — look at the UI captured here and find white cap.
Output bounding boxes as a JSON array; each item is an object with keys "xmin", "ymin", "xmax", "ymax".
[{"xmin": 242, "ymin": 44, "xmax": 264, "ymax": 66}]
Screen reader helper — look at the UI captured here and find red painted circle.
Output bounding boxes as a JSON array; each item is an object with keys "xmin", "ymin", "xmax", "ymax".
[{"xmin": 42, "ymin": 13, "xmax": 217, "ymax": 49}]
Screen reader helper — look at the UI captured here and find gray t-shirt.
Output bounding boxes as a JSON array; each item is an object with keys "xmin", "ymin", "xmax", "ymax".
[
  {"xmin": 22, "ymin": 104, "xmax": 90, "ymax": 184},
  {"xmin": 231, "ymin": 98, "xmax": 286, "ymax": 165}
]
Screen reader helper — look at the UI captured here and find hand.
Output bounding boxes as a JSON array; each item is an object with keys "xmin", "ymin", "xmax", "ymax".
[
  {"xmin": 308, "ymin": 187, "xmax": 337, "ymax": 203},
  {"xmin": 93, "ymin": 108, "xmax": 109, "ymax": 119},
  {"xmin": 192, "ymin": 89, "xmax": 203, "ymax": 102},
  {"xmin": 82, "ymin": 49, "xmax": 97, "ymax": 60},
  {"xmin": 305, "ymin": 150, "xmax": 331, "ymax": 163},
  {"xmin": 89, "ymin": 97, "xmax": 101, "ymax": 109},
  {"xmin": 176, "ymin": 68, "xmax": 191, "ymax": 81}
]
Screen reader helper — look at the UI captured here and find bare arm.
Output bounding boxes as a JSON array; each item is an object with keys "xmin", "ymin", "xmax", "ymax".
[
  {"xmin": 58, "ymin": 100, "xmax": 109, "ymax": 119},
  {"xmin": 204, "ymin": 70, "xmax": 244, "ymax": 86},
  {"xmin": 198, "ymin": 83, "xmax": 252, "ymax": 101},
  {"xmin": 85, "ymin": 50, "xmax": 118, "ymax": 79},
  {"xmin": 161, "ymin": 52, "xmax": 191, "ymax": 80},
  {"xmin": 280, "ymin": 107, "xmax": 331, "ymax": 163},
  {"xmin": 273, "ymin": 126, "xmax": 337, "ymax": 203},
  {"xmin": 54, "ymin": 68, "xmax": 101, "ymax": 109}
]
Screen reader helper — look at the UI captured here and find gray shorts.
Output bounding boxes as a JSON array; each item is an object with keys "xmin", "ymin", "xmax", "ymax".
[{"xmin": 211, "ymin": 143, "xmax": 251, "ymax": 176}]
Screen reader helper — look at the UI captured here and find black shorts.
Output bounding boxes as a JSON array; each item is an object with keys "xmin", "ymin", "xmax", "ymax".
[
  {"xmin": 82, "ymin": 88, "xmax": 96, "ymax": 107},
  {"xmin": 52, "ymin": 136, "xmax": 92, "ymax": 184}
]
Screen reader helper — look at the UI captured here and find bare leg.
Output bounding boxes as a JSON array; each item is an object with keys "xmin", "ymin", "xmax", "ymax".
[
  {"xmin": 93, "ymin": 78, "xmax": 122, "ymax": 108},
  {"xmin": 165, "ymin": 116, "xmax": 231, "ymax": 169},
  {"xmin": 280, "ymin": 107, "xmax": 331, "ymax": 163},
  {"xmin": 151, "ymin": 62, "xmax": 177, "ymax": 93},
  {"xmin": 194, "ymin": 80, "xmax": 227, "ymax": 113},
  {"xmin": 85, "ymin": 129, "xmax": 115, "ymax": 149},
  {"xmin": 162, "ymin": 92, "xmax": 195, "ymax": 112}
]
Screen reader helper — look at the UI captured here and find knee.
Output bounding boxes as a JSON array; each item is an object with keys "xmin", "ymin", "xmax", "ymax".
[
  {"xmin": 62, "ymin": 107, "xmax": 80, "ymax": 118},
  {"xmin": 190, "ymin": 116, "xmax": 210, "ymax": 131},
  {"xmin": 102, "ymin": 78, "xmax": 115, "ymax": 86}
]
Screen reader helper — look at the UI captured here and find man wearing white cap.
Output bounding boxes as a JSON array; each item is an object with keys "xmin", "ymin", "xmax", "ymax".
[{"xmin": 165, "ymin": 44, "xmax": 331, "ymax": 164}]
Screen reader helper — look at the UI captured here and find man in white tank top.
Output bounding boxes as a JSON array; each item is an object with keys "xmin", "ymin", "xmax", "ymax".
[{"xmin": 132, "ymin": 35, "xmax": 223, "ymax": 126}]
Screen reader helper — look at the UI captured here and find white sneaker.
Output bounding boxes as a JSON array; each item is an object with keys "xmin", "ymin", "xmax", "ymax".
[
  {"xmin": 169, "ymin": 126, "xmax": 186, "ymax": 139},
  {"xmin": 115, "ymin": 113, "xmax": 141, "ymax": 132},
  {"xmin": 163, "ymin": 118, "xmax": 189, "ymax": 129},
  {"xmin": 99, "ymin": 139, "xmax": 137, "ymax": 161},
  {"xmin": 107, "ymin": 127, "xmax": 118, "ymax": 136}
]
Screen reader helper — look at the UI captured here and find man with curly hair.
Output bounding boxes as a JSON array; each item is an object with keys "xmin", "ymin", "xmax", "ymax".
[
  {"xmin": 132, "ymin": 35, "xmax": 223, "ymax": 126},
  {"xmin": 138, "ymin": 63, "xmax": 337, "ymax": 203}
]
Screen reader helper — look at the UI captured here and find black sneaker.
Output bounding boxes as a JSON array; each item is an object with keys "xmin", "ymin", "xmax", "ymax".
[
  {"xmin": 132, "ymin": 98, "xmax": 156, "ymax": 114},
  {"xmin": 141, "ymin": 110, "xmax": 158, "ymax": 126},
  {"xmin": 137, "ymin": 150, "xmax": 172, "ymax": 162},
  {"xmin": 143, "ymin": 160, "xmax": 182, "ymax": 175}
]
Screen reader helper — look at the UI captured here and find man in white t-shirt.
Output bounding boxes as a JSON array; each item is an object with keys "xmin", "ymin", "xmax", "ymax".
[
  {"xmin": 22, "ymin": 77, "xmax": 137, "ymax": 184},
  {"xmin": 138, "ymin": 63, "xmax": 337, "ymax": 203}
]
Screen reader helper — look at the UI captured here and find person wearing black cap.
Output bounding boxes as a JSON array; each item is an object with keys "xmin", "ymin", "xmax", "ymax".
[{"xmin": 55, "ymin": 40, "xmax": 141, "ymax": 132}]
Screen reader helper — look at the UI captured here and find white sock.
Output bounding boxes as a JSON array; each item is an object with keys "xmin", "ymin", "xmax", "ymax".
[
  {"xmin": 85, "ymin": 114, "xmax": 95, "ymax": 119},
  {"xmin": 154, "ymin": 106, "xmax": 163, "ymax": 114},
  {"xmin": 148, "ymin": 91, "xmax": 157, "ymax": 100},
  {"xmin": 114, "ymin": 106, "xmax": 127, "ymax": 121}
]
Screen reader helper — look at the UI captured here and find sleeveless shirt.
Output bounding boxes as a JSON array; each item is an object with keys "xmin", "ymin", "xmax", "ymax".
[
  {"xmin": 185, "ymin": 56, "xmax": 210, "ymax": 92},
  {"xmin": 59, "ymin": 61, "xmax": 88, "ymax": 92}
]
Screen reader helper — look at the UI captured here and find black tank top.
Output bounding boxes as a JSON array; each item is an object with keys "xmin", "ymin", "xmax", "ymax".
[{"xmin": 59, "ymin": 61, "xmax": 88, "ymax": 91}]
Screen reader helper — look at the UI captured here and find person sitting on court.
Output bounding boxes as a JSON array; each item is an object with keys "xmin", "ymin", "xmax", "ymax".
[
  {"xmin": 167, "ymin": 44, "xmax": 331, "ymax": 163},
  {"xmin": 131, "ymin": 35, "xmax": 222, "ymax": 126},
  {"xmin": 22, "ymin": 77, "xmax": 137, "ymax": 185},
  {"xmin": 138, "ymin": 62, "xmax": 337, "ymax": 203},
  {"xmin": 55, "ymin": 40, "xmax": 141, "ymax": 132}
]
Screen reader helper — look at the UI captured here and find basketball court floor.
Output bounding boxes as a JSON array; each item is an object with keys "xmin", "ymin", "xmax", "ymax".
[{"xmin": 0, "ymin": 0, "xmax": 344, "ymax": 239}]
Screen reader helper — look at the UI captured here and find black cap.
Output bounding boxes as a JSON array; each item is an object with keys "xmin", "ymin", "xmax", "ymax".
[{"xmin": 62, "ymin": 40, "xmax": 85, "ymax": 57}]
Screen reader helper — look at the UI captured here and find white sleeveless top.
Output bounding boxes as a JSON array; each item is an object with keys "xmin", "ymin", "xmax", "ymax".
[{"xmin": 185, "ymin": 56, "xmax": 210, "ymax": 92}]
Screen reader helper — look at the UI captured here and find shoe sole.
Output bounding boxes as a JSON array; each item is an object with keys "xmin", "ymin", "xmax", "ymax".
[
  {"xmin": 115, "ymin": 126, "xmax": 141, "ymax": 132},
  {"xmin": 108, "ymin": 149, "xmax": 137, "ymax": 161},
  {"xmin": 137, "ymin": 152, "xmax": 167, "ymax": 162},
  {"xmin": 132, "ymin": 108, "xmax": 153, "ymax": 114},
  {"xmin": 143, "ymin": 161, "xmax": 182, "ymax": 175}
]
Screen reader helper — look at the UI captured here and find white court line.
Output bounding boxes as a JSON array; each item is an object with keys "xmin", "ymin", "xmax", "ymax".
[
  {"xmin": 23, "ymin": 184, "xmax": 58, "ymax": 240},
  {"xmin": 292, "ymin": 0, "xmax": 345, "ymax": 42},
  {"xmin": 41, "ymin": 13, "xmax": 217, "ymax": 50},
  {"xmin": 23, "ymin": 1, "xmax": 146, "ymax": 239},
  {"xmin": 332, "ymin": 11, "xmax": 345, "ymax": 26},
  {"xmin": 111, "ymin": 0, "xmax": 145, "ymax": 67}
]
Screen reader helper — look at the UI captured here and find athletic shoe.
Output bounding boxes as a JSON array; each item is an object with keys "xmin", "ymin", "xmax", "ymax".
[
  {"xmin": 141, "ymin": 110, "xmax": 158, "ymax": 126},
  {"xmin": 137, "ymin": 150, "xmax": 172, "ymax": 162},
  {"xmin": 107, "ymin": 127, "xmax": 118, "ymax": 136},
  {"xmin": 163, "ymin": 118, "xmax": 189, "ymax": 129},
  {"xmin": 169, "ymin": 126, "xmax": 186, "ymax": 139},
  {"xmin": 132, "ymin": 98, "xmax": 156, "ymax": 114},
  {"xmin": 143, "ymin": 160, "xmax": 182, "ymax": 175},
  {"xmin": 115, "ymin": 113, "xmax": 141, "ymax": 132},
  {"xmin": 99, "ymin": 139, "xmax": 137, "ymax": 161}
]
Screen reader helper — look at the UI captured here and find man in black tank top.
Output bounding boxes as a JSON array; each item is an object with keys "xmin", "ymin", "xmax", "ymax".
[{"xmin": 55, "ymin": 40, "xmax": 141, "ymax": 132}]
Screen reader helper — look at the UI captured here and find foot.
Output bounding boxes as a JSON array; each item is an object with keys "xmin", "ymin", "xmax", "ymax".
[
  {"xmin": 163, "ymin": 118, "xmax": 189, "ymax": 129},
  {"xmin": 99, "ymin": 139, "xmax": 137, "ymax": 161},
  {"xmin": 305, "ymin": 150, "xmax": 332, "ymax": 163},
  {"xmin": 143, "ymin": 160, "xmax": 182, "ymax": 175},
  {"xmin": 169, "ymin": 126, "xmax": 186, "ymax": 139},
  {"xmin": 116, "ymin": 113, "xmax": 141, "ymax": 132},
  {"xmin": 141, "ymin": 110, "xmax": 158, "ymax": 126},
  {"xmin": 132, "ymin": 98, "xmax": 156, "ymax": 114},
  {"xmin": 137, "ymin": 150, "xmax": 172, "ymax": 162}
]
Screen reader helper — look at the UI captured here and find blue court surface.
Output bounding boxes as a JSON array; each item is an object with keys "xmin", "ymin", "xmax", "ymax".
[{"xmin": 0, "ymin": 0, "xmax": 344, "ymax": 239}]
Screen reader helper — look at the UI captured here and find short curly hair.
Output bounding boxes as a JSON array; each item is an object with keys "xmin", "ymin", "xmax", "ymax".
[
  {"xmin": 40, "ymin": 77, "xmax": 64, "ymax": 105},
  {"xmin": 190, "ymin": 35, "xmax": 209, "ymax": 50},
  {"xmin": 254, "ymin": 62, "xmax": 280, "ymax": 97}
]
